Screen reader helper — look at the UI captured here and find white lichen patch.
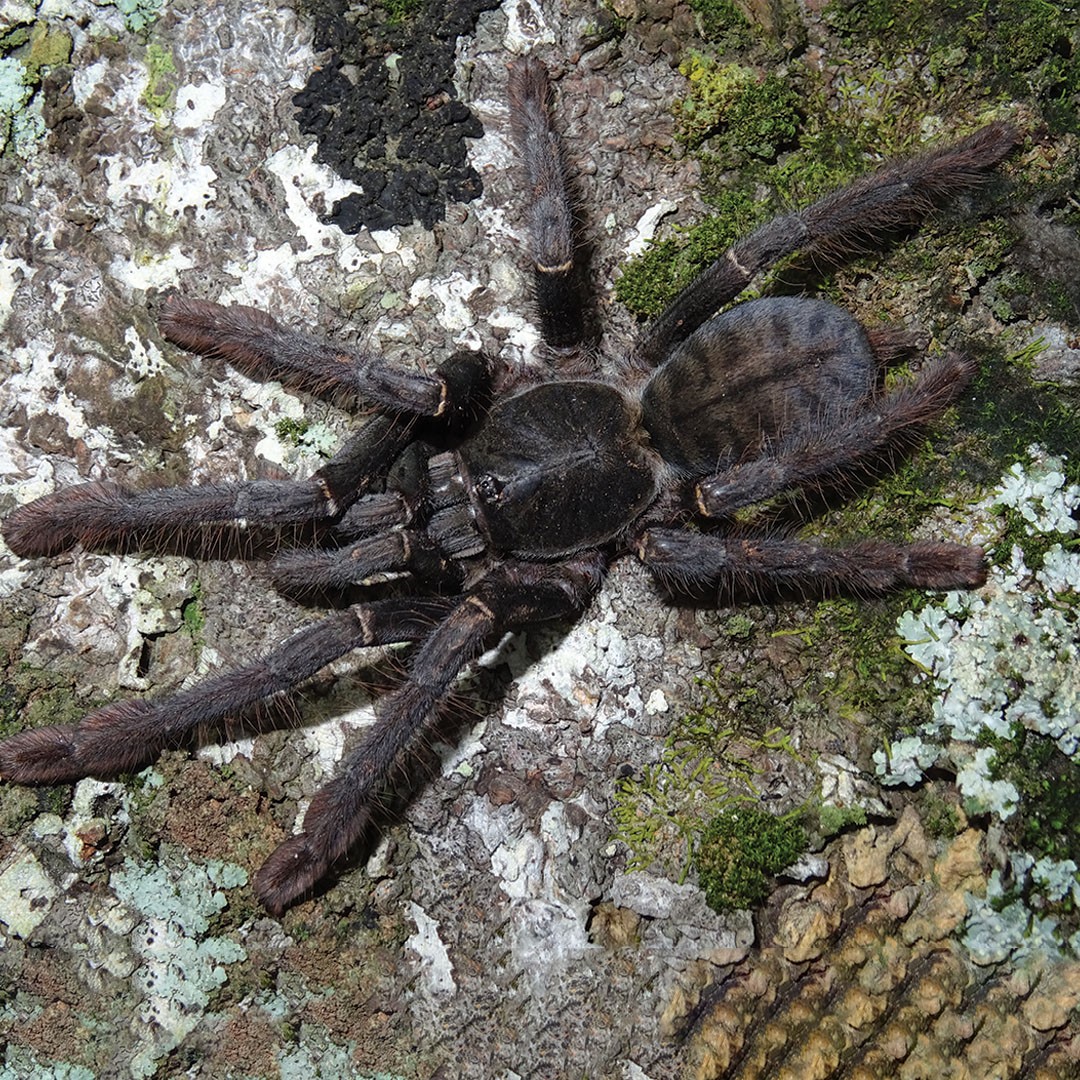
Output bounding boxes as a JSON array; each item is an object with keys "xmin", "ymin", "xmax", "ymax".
[
  {"xmin": 625, "ymin": 199, "xmax": 678, "ymax": 257},
  {"xmin": 405, "ymin": 901, "xmax": 456, "ymax": 998},
  {"xmin": 262, "ymin": 142, "xmax": 366, "ymax": 262},
  {"xmin": 0, "ymin": 240, "xmax": 31, "ymax": 330},
  {"xmin": 878, "ymin": 448, "xmax": 1080, "ymax": 961},
  {"xmin": 0, "ymin": 845, "xmax": 61, "ymax": 938}
]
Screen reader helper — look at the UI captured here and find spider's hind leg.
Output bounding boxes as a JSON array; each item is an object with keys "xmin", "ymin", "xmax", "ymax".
[
  {"xmin": 634, "ymin": 122, "xmax": 1019, "ymax": 368},
  {"xmin": 695, "ymin": 351, "xmax": 977, "ymax": 519},
  {"xmin": 639, "ymin": 529, "xmax": 986, "ymax": 597},
  {"xmin": 0, "ymin": 596, "xmax": 459, "ymax": 786},
  {"xmin": 253, "ymin": 552, "xmax": 605, "ymax": 914}
]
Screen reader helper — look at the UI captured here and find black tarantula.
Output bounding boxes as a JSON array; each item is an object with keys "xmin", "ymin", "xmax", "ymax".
[{"xmin": 1, "ymin": 58, "xmax": 1016, "ymax": 915}]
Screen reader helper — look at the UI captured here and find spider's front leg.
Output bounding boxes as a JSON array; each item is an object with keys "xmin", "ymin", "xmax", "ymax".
[
  {"xmin": 253, "ymin": 552, "xmax": 605, "ymax": 915},
  {"xmin": 508, "ymin": 56, "xmax": 587, "ymax": 351}
]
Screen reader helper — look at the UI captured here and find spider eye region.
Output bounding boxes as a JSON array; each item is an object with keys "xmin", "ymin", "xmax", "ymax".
[{"xmin": 461, "ymin": 381, "xmax": 659, "ymax": 556}]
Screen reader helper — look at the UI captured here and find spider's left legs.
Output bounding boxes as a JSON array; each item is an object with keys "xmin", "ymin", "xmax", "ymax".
[
  {"xmin": 253, "ymin": 551, "xmax": 605, "ymax": 914},
  {"xmin": 0, "ymin": 596, "xmax": 459, "ymax": 785},
  {"xmin": 639, "ymin": 529, "xmax": 985, "ymax": 594},
  {"xmin": 508, "ymin": 57, "xmax": 586, "ymax": 350},
  {"xmin": 160, "ymin": 297, "xmax": 490, "ymax": 420},
  {"xmin": 696, "ymin": 351, "xmax": 975, "ymax": 518}
]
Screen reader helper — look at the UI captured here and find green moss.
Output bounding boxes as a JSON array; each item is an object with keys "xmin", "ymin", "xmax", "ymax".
[
  {"xmin": 921, "ymin": 792, "xmax": 964, "ymax": 839},
  {"xmin": 614, "ymin": 190, "xmax": 768, "ymax": 316},
  {"xmin": 775, "ymin": 595, "xmax": 935, "ymax": 724},
  {"xmin": 694, "ymin": 805, "xmax": 808, "ymax": 912},
  {"xmin": 688, "ymin": 0, "xmax": 753, "ymax": 51},
  {"xmin": 142, "ymin": 43, "xmax": 176, "ymax": 117},
  {"xmin": 818, "ymin": 803, "xmax": 867, "ymax": 837},
  {"xmin": 613, "ymin": 670, "xmax": 804, "ymax": 882},
  {"xmin": 383, "ymin": 0, "xmax": 425, "ymax": 25},
  {"xmin": 274, "ymin": 416, "xmax": 312, "ymax": 444},
  {"xmin": 181, "ymin": 585, "xmax": 206, "ymax": 654},
  {"xmin": 674, "ymin": 53, "xmax": 800, "ymax": 159},
  {"xmin": 825, "ymin": 0, "xmax": 1080, "ymax": 134},
  {"xmin": 960, "ymin": 341, "xmax": 1080, "ymax": 571}
]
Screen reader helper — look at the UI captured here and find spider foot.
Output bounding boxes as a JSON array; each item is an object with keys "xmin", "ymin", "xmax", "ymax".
[
  {"xmin": 3, "ymin": 480, "xmax": 132, "ymax": 556},
  {"xmin": 0, "ymin": 724, "xmax": 82, "ymax": 785},
  {"xmin": 0, "ymin": 700, "xmax": 161, "ymax": 784},
  {"xmin": 253, "ymin": 832, "xmax": 336, "ymax": 916},
  {"xmin": 901, "ymin": 542, "xmax": 987, "ymax": 589}
]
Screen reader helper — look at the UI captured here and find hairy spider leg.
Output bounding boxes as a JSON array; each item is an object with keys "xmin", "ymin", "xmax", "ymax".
[
  {"xmin": 1, "ymin": 413, "xmax": 415, "ymax": 558},
  {"xmin": 695, "ymin": 351, "xmax": 977, "ymax": 517},
  {"xmin": 633, "ymin": 121, "xmax": 1020, "ymax": 368},
  {"xmin": 639, "ymin": 530, "xmax": 985, "ymax": 595},
  {"xmin": 253, "ymin": 552, "xmax": 605, "ymax": 914},
  {"xmin": 267, "ymin": 528, "xmax": 456, "ymax": 593},
  {"xmin": 0, "ymin": 597, "xmax": 458, "ymax": 786},
  {"xmin": 159, "ymin": 296, "xmax": 489, "ymax": 419},
  {"xmin": 508, "ymin": 56, "xmax": 587, "ymax": 351}
]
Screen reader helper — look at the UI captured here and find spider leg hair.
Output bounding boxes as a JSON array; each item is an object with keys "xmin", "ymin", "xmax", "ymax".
[
  {"xmin": 0, "ymin": 597, "xmax": 458, "ymax": 786},
  {"xmin": 507, "ymin": 57, "xmax": 586, "ymax": 350},
  {"xmin": 160, "ymin": 296, "xmax": 491, "ymax": 421},
  {"xmin": 639, "ymin": 529, "xmax": 986, "ymax": 596},
  {"xmin": 696, "ymin": 351, "xmax": 976, "ymax": 518},
  {"xmin": 253, "ymin": 551, "xmax": 605, "ymax": 914},
  {"xmin": 634, "ymin": 121, "xmax": 1019, "ymax": 368},
  {"xmin": 2, "ymin": 414, "xmax": 413, "ymax": 557}
]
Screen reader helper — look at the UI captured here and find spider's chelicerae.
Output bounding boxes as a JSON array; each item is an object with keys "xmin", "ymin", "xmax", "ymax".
[{"xmin": 2, "ymin": 58, "xmax": 1016, "ymax": 914}]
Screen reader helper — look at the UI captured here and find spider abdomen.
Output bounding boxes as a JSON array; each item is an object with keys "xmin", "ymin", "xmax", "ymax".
[
  {"xmin": 460, "ymin": 381, "xmax": 659, "ymax": 556},
  {"xmin": 641, "ymin": 296, "xmax": 877, "ymax": 477}
]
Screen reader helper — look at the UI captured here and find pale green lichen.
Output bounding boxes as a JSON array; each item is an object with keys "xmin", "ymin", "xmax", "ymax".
[
  {"xmin": 0, "ymin": 1052, "xmax": 95, "ymax": 1080},
  {"xmin": 879, "ymin": 448, "xmax": 1080, "ymax": 959},
  {"xmin": 110, "ymin": 855, "xmax": 248, "ymax": 1077},
  {"xmin": 963, "ymin": 851, "xmax": 1080, "ymax": 966},
  {"xmin": 0, "ymin": 53, "xmax": 44, "ymax": 155}
]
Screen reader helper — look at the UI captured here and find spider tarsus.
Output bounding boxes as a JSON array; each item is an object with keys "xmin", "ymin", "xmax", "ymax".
[
  {"xmin": 0, "ymin": 725, "xmax": 81, "ymax": 785},
  {"xmin": 902, "ymin": 542, "xmax": 987, "ymax": 589},
  {"xmin": 253, "ymin": 831, "xmax": 340, "ymax": 916},
  {"xmin": 2, "ymin": 480, "xmax": 133, "ymax": 556}
]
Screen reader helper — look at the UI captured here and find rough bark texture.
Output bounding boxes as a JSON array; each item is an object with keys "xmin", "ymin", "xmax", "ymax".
[{"xmin": 2, "ymin": 1, "xmax": 1079, "ymax": 1078}]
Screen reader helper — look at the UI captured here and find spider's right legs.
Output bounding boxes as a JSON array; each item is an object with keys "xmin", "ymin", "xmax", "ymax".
[
  {"xmin": 508, "ymin": 57, "xmax": 586, "ymax": 350},
  {"xmin": 633, "ymin": 122, "xmax": 1019, "ymax": 367},
  {"xmin": 639, "ymin": 529, "xmax": 986, "ymax": 595},
  {"xmin": 0, "ymin": 596, "xmax": 458, "ymax": 785},
  {"xmin": 696, "ymin": 351, "xmax": 976, "ymax": 518}
]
